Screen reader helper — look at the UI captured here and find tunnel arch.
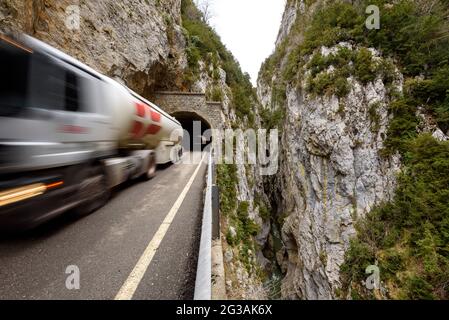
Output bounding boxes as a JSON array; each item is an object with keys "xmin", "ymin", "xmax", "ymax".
[
  {"xmin": 171, "ymin": 111, "xmax": 212, "ymax": 152},
  {"xmin": 151, "ymin": 91, "xmax": 223, "ymax": 152},
  {"xmin": 151, "ymin": 91, "xmax": 223, "ymax": 130}
]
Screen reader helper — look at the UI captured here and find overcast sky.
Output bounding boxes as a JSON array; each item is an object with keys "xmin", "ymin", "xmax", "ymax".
[{"xmin": 207, "ymin": 0, "xmax": 286, "ymax": 86}]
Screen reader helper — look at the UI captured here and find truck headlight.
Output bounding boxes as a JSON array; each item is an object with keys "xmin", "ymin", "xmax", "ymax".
[{"xmin": 0, "ymin": 183, "xmax": 46, "ymax": 207}]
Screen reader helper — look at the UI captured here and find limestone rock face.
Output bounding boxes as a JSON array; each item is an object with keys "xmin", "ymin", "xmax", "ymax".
[
  {"xmin": 0, "ymin": 0, "xmax": 186, "ymax": 94},
  {"xmin": 275, "ymin": 0, "xmax": 300, "ymax": 47},
  {"xmin": 257, "ymin": 0, "xmax": 404, "ymax": 298},
  {"xmin": 275, "ymin": 63, "xmax": 402, "ymax": 299}
]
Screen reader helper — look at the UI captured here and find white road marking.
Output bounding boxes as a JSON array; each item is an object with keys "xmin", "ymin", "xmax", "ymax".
[{"xmin": 114, "ymin": 152, "xmax": 207, "ymax": 300}]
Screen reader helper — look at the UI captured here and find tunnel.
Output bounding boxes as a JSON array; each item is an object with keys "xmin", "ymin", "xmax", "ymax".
[{"xmin": 171, "ymin": 111, "xmax": 212, "ymax": 152}]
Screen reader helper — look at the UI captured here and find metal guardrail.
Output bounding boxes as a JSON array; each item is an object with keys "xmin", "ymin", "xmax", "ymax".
[{"xmin": 194, "ymin": 150, "xmax": 220, "ymax": 300}]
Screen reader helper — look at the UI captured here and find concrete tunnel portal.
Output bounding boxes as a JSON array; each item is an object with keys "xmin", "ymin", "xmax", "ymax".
[
  {"xmin": 151, "ymin": 91, "xmax": 223, "ymax": 153},
  {"xmin": 172, "ymin": 111, "xmax": 212, "ymax": 152}
]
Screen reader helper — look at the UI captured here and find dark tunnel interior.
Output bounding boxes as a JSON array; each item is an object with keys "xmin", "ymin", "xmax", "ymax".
[{"xmin": 171, "ymin": 111, "xmax": 212, "ymax": 152}]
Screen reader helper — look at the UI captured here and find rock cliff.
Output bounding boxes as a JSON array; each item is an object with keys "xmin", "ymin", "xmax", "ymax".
[
  {"xmin": 256, "ymin": 0, "xmax": 449, "ymax": 300},
  {"xmin": 1, "ymin": 0, "xmax": 186, "ymax": 94}
]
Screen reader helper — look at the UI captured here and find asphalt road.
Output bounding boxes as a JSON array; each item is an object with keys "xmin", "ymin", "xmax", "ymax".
[{"xmin": 0, "ymin": 152, "xmax": 207, "ymax": 300}]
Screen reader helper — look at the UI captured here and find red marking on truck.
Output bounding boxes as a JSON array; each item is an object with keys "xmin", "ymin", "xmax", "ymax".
[
  {"xmin": 130, "ymin": 121, "xmax": 144, "ymax": 138},
  {"xmin": 147, "ymin": 124, "xmax": 161, "ymax": 135},
  {"xmin": 150, "ymin": 110, "xmax": 161, "ymax": 122},
  {"xmin": 59, "ymin": 125, "xmax": 88, "ymax": 134},
  {"xmin": 135, "ymin": 102, "xmax": 146, "ymax": 118}
]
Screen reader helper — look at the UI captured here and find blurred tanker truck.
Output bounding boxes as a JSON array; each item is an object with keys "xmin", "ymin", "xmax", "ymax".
[{"xmin": 0, "ymin": 33, "xmax": 183, "ymax": 231}]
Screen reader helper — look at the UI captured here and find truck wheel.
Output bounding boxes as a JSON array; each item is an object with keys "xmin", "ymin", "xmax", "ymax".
[
  {"xmin": 72, "ymin": 170, "xmax": 110, "ymax": 217},
  {"xmin": 143, "ymin": 155, "xmax": 157, "ymax": 180},
  {"xmin": 172, "ymin": 146, "xmax": 183, "ymax": 164}
]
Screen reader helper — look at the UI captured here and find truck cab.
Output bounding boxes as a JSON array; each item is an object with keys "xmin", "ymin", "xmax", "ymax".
[{"xmin": 0, "ymin": 34, "xmax": 121, "ymax": 231}]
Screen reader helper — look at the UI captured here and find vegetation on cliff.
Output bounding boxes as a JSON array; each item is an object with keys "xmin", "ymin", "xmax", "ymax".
[
  {"xmin": 341, "ymin": 135, "xmax": 449, "ymax": 299},
  {"xmin": 217, "ymin": 163, "xmax": 261, "ymax": 274},
  {"xmin": 259, "ymin": 0, "xmax": 449, "ymax": 299},
  {"xmin": 181, "ymin": 0, "xmax": 256, "ymax": 124}
]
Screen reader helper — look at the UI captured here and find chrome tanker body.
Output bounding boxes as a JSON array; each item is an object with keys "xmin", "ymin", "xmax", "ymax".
[{"xmin": 0, "ymin": 33, "xmax": 183, "ymax": 231}]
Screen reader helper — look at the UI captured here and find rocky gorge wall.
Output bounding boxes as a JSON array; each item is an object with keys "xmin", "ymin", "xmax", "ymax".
[
  {"xmin": 259, "ymin": 50, "xmax": 402, "ymax": 298},
  {"xmin": 255, "ymin": 0, "xmax": 449, "ymax": 300},
  {"xmin": 0, "ymin": 0, "xmax": 187, "ymax": 94},
  {"xmin": 257, "ymin": 0, "xmax": 399, "ymax": 298}
]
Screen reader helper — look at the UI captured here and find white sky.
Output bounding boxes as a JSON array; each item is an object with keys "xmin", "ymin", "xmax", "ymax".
[{"xmin": 208, "ymin": 0, "xmax": 286, "ymax": 86}]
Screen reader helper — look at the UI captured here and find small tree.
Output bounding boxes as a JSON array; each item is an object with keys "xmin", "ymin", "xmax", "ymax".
[{"xmin": 195, "ymin": 0, "xmax": 214, "ymax": 24}]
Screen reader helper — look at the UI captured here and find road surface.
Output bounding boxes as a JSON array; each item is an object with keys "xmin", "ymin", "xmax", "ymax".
[{"xmin": 0, "ymin": 152, "xmax": 207, "ymax": 300}]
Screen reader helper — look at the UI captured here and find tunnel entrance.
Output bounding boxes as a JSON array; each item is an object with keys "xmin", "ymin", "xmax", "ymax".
[{"xmin": 171, "ymin": 111, "xmax": 212, "ymax": 152}]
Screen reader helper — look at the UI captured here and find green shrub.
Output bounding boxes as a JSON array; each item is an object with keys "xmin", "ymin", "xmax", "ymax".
[
  {"xmin": 334, "ymin": 76, "xmax": 350, "ymax": 98},
  {"xmin": 341, "ymin": 135, "xmax": 449, "ymax": 299},
  {"xmin": 271, "ymin": 84, "xmax": 286, "ymax": 108},
  {"xmin": 186, "ymin": 41, "xmax": 201, "ymax": 70},
  {"xmin": 260, "ymin": 39, "xmax": 288, "ymax": 82},
  {"xmin": 231, "ymin": 84, "xmax": 254, "ymax": 124},
  {"xmin": 223, "ymin": 200, "xmax": 261, "ymax": 273},
  {"xmin": 381, "ymin": 248, "xmax": 405, "ymax": 277},
  {"xmin": 405, "ymin": 276, "xmax": 436, "ymax": 300},
  {"xmin": 303, "ymin": 46, "xmax": 386, "ymax": 98},
  {"xmin": 218, "ymin": 164, "xmax": 261, "ymax": 272},
  {"xmin": 226, "ymin": 229, "xmax": 237, "ymax": 246},
  {"xmin": 217, "ymin": 164, "xmax": 238, "ymax": 216},
  {"xmin": 207, "ymin": 85, "xmax": 223, "ymax": 102},
  {"xmin": 368, "ymin": 102, "xmax": 381, "ymax": 133},
  {"xmin": 282, "ymin": 46, "xmax": 302, "ymax": 82},
  {"xmin": 354, "ymin": 48, "xmax": 376, "ymax": 84},
  {"xmin": 339, "ymin": 239, "xmax": 375, "ymax": 285},
  {"xmin": 259, "ymin": 105, "xmax": 285, "ymax": 130},
  {"xmin": 236, "ymin": 201, "xmax": 260, "ymax": 238},
  {"xmin": 258, "ymin": 203, "xmax": 271, "ymax": 222},
  {"xmin": 301, "ymin": 2, "xmax": 364, "ymax": 54}
]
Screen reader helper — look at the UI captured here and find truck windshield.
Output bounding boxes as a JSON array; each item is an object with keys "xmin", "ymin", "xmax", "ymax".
[
  {"xmin": 0, "ymin": 38, "xmax": 31, "ymax": 117},
  {"xmin": 0, "ymin": 37, "xmax": 84, "ymax": 116}
]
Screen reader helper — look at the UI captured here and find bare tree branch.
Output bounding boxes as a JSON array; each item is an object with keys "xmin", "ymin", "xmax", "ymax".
[{"xmin": 195, "ymin": 0, "xmax": 215, "ymax": 24}]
